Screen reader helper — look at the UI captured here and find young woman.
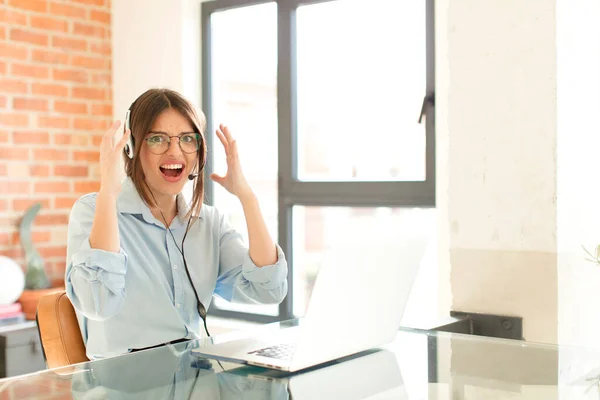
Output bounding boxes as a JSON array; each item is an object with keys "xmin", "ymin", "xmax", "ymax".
[{"xmin": 65, "ymin": 88, "xmax": 287, "ymax": 359}]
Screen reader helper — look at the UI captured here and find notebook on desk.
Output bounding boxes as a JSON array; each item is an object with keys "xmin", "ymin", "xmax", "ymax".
[{"xmin": 193, "ymin": 235, "xmax": 428, "ymax": 372}]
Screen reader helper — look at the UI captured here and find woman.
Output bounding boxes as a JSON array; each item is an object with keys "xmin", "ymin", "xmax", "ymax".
[{"xmin": 65, "ymin": 88, "xmax": 288, "ymax": 360}]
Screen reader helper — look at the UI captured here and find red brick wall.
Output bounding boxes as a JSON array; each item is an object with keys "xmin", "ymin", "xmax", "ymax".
[{"xmin": 0, "ymin": 0, "xmax": 112, "ymax": 285}]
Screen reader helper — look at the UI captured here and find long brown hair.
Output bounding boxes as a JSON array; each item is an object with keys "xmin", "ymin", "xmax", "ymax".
[{"xmin": 123, "ymin": 88, "xmax": 207, "ymax": 222}]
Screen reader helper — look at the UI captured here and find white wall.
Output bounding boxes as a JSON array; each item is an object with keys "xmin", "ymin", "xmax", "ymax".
[
  {"xmin": 556, "ymin": 0, "xmax": 600, "ymax": 350},
  {"xmin": 112, "ymin": 0, "xmax": 202, "ymax": 119},
  {"xmin": 438, "ymin": 0, "xmax": 558, "ymax": 343}
]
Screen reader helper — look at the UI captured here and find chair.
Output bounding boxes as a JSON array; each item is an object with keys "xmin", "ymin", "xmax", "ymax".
[{"xmin": 36, "ymin": 290, "xmax": 89, "ymax": 369}]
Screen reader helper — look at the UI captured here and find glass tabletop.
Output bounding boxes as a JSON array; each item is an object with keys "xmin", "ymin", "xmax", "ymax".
[{"xmin": 1, "ymin": 318, "xmax": 600, "ymax": 399}]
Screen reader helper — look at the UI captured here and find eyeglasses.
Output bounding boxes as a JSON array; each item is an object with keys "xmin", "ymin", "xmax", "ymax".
[{"xmin": 144, "ymin": 132, "xmax": 202, "ymax": 155}]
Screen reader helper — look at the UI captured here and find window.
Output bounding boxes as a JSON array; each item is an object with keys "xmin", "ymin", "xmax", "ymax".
[{"xmin": 202, "ymin": 0, "xmax": 435, "ymax": 322}]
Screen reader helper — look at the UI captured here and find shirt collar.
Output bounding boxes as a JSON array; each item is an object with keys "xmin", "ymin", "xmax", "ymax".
[{"xmin": 116, "ymin": 178, "xmax": 202, "ymax": 228}]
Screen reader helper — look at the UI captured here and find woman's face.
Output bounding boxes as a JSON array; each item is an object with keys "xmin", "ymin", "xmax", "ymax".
[{"xmin": 140, "ymin": 108, "xmax": 199, "ymax": 201}]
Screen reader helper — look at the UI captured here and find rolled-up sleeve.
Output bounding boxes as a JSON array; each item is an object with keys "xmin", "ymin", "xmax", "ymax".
[
  {"xmin": 214, "ymin": 214, "xmax": 288, "ymax": 305},
  {"xmin": 65, "ymin": 196, "xmax": 128, "ymax": 321}
]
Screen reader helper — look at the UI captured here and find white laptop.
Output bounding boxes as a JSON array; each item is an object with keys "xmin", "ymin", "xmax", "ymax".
[
  {"xmin": 219, "ymin": 348, "xmax": 408, "ymax": 400},
  {"xmin": 194, "ymin": 234, "xmax": 428, "ymax": 373}
]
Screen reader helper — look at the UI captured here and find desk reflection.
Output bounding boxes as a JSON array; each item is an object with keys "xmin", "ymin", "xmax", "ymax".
[{"xmin": 69, "ymin": 341, "xmax": 407, "ymax": 399}]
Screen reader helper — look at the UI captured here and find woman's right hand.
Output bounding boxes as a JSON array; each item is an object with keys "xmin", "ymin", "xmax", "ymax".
[{"xmin": 99, "ymin": 121, "xmax": 130, "ymax": 196}]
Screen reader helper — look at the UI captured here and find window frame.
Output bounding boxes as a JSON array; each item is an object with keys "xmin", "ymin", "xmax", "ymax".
[{"xmin": 201, "ymin": 0, "xmax": 435, "ymax": 323}]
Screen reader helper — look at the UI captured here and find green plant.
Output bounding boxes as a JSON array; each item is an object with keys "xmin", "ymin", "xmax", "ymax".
[
  {"xmin": 19, "ymin": 203, "xmax": 50, "ymax": 290},
  {"xmin": 583, "ymin": 245, "xmax": 600, "ymax": 266}
]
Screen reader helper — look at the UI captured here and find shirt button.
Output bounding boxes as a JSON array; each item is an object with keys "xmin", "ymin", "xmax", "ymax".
[
  {"xmin": 176, "ymin": 303, "xmax": 181, "ymax": 309},
  {"xmin": 173, "ymin": 265, "xmax": 178, "ymax": 270}
]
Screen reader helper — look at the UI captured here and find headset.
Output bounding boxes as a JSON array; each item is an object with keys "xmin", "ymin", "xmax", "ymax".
[
  {"xmin": 123, "ymin": 109, "xmax": 134, "ymax": 159},
  {"xmin": 124, "ymin": 103, "xmax": 210, "ymax": 338}
]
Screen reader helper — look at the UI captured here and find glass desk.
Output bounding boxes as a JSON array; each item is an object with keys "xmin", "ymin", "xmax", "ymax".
[{"xmin": 1, "ymin": 319, "xmax": 600, "ymax": 399}]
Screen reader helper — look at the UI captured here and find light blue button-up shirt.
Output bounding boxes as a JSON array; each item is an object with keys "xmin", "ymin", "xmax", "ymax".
[{"xmin": 65, "ymin": 178, "xmax": 288, "ymax": 360}]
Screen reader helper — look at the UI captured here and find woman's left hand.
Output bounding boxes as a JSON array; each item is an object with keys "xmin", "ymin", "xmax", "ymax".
[{"xmin": 211, "ymin": 124, "xmax": 253, "ymax": 200}]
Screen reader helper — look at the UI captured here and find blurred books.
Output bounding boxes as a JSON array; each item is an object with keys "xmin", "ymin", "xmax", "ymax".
[{"xmin": 0, "ymin": 303, "xmax": 26, "ymax": 326}]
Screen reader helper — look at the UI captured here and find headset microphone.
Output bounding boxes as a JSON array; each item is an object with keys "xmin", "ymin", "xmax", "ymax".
[{"xmin": 188, "ymin": 173, "xmax": 199, "ymax": 180}]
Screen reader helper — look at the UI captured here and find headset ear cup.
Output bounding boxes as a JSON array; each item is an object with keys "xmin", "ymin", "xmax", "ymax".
[
  {"xmin": 124, "ymin": 135, "xmax": 134, "ymax": 159},
  {"xmin": 124, "ymin": 109, "xmax": 134, "ymax": 159}
]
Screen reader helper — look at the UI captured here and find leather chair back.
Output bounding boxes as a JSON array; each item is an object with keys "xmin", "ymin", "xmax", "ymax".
[{"xmin": 36, "ymin": 291, "xmax": 89, "ymax": 369}]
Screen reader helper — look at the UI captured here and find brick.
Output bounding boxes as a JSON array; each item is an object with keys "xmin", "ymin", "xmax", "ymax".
[
  {"xmin": 32, "ymin": 148, "xmax": 68, "ymax": 161},
  {"xmin": 13, "ymin": 98, "xmax": 49, "ymax": 112},
  {"xmin": 71, "ymin": 86, "xmax": 104, "ymax": 100},
  {"xmin": 51, "ymin": 262, "xmax": 67, "ymax": 279},
  {"xmin": 0, "ymin": 113, "xmax": 29, "ymax": 127},
  {"xmin": 30, "ymin": 164, "xmax": 50, "ymax": 176},
  {"xmin": 91, "ymin": 72, "xmax": 111, "ymax": 85},
  {"xmin": 0, "ymin": 166, "xmax": 5, "ymax": 177},
  {"xmin": 91, "ymin": 134, "xmax": 103, "ymax": 146},
  {"xmin": 91, "ymin": 104, "xmax": 112, "ymax": 116},
  {"xmin": 34, "ymin": 181, "xmax": 70, "ymax": 193},
  {"xmin": 0, "ymin": 62, "xmax": 6, "ymax": 75},
  {"xmin": 90, "ymin": 42, "xmax": 110, "ymax": 56},
  {"xmin": 30, "ymin": 15, "xmax": 69, "ymax": 32},
  {"xmin": 0, "ymin": 248, "xmax": 23, "ymax": 259},
  {"xmin": 36, "ymin": 214, "xmax": 69, "ymax": 225},
  {"xmin": 8, "ymin": 0, "xmax": 48, "ymax": 13},
  {"xmin": 73, "ymin": 22, "xmax": 105, "ymax": 38},
  {"xmin": 73, "ymin": 118, "xmax": 108, "ymax": 131},
  {"xmin": 88, "ymin": 164, "xmax": 100, "ymax": 178},
  {"xmin": 11, "ymin": 63, "xmax": 49, "ymax": 79},
  {"xmin": 0, "ymin": 8, "xmax": 28, "ymax": 25},
  {"xmin": 12, "ymin": 198, "xmax": 51, "ymax": 212},
  {"xmin": 13, "ymin": 131, "xmax": 50, "ymax": 144},
  {"xmin": 90, "ymin": 9, "xmax": 110, "ymax": 24},
  {"xmin": 39, "ymin": 246, "xmax": 67, "ymax": 258},
  {"xmin": 53, "ymin": 133, "xmax": 88, "ymax": 146},
  {"xmin": 49, "ymin": 2, "xmax": 86, "ymax": 19},
  {"xmin": 0, "ymin": 233, "xmax": 12, "ymax": 246},
  {"xmin": 52, "ymin": 36, "xmax": 87, "ymax": 52},
  {"xmin": 0, "ymin": 199, "xmax": 6, "ymax": 211},
  {"xmin": 0, "ymin": 26, "xmax": 5, "ymax": 40},
  {"xmin": 52, "ymin": 68, "xmax": 88, "ymax": 83},
  {"xmin": 37, "ymin": 115, "xmax": 69, "ymax": 129},
  {"xmin": 0, "ymin": 215, "xmax": 20, "ymax": 227},
  {"xmin": 0, "ymin": 96, "xmax": 6, "ymax": 108},
  {"xmin": 73, "ymin": 0, "xmax": 104, "ymax": 5},
  {"xmin": 0, "ymin": 180, "xmax": 30, "ymax": 194},
  {"xmin": 54, "ymin": 165, "xmax": 88, "ymax": 177},
  {"xmin": 31, "ymin": 49, "xmax": 69, "ymax": 64},
  {"xmin": 0, "ymin": 147, "xmax": 29, "ymax": 160},
  {"xmin": 0, "ymin": 42, "xmax": 28, "ymax": 60},
  {"xmin": 70, "ymin": 55, "xmax": 105, "ymax": 70},
  {"xmin": 0, "ymin": 132, "xmax": 9, "ymax": 143},
  {"xmin": 50, "ymin": 230, "xmax": 68, "ymax": 244},
  {"xmin": 10, "ymin": 28, "xmax": 49, "ymax": 46},
  {"xmin": 74, "ymin": 181, "xmax": 100, "ymax": 193},
  {"xmin": 73, "ymin": 150, "xmax": 99, "ymax": 162},
  {"xmin": 32, "ymin": 231, "xmax": 51, "ymax": 242},
  {"xmin": 54, "ymin": 100, "xmax": 87, "ymax": 114},
  {"xmin": 54, "ymin": 197, "xmax": 78, "ymax": 209},
  {"xmin": 0, "ymin": 79, "xmax": 28, "ymax": 94},
  {"xmin": 32, "ymin": 83, "xmax": 68, "ymax": 97}
]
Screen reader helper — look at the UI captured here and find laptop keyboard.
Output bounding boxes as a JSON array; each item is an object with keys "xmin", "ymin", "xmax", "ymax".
[{"xmin": 248, "ymin": 344, "xmax": 295, "ymax": 360}]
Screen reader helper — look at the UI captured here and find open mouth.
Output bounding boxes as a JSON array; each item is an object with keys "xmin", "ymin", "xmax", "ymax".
[{"xmin": 160, "ymin": 163, "xmax": 184, "ymax": 180}]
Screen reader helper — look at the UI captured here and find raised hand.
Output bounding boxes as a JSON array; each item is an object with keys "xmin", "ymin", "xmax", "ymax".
[
  {"xmin": 210, "ymin": 124, "xmax": 252, "ymax": 200},
  {"xmin": 99, "ymin": 121, "xmax": 130, "ymax": 196}
]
